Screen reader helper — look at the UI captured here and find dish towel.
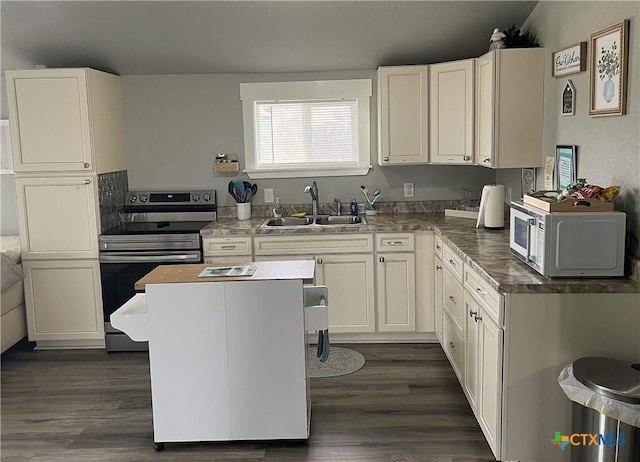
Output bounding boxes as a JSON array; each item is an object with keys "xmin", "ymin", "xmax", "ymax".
[{"xmin": 315, "ymin": 296, "xmax": 330, "ymax": 362}]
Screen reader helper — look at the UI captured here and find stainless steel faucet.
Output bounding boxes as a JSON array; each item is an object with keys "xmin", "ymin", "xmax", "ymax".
[
  {"xmin": 334, "ymin": 198, "xmax": 343, "ymax": 216},
  {"xmin": 304, "ymin": 181, "xmax": 319, "ymax": 215}
]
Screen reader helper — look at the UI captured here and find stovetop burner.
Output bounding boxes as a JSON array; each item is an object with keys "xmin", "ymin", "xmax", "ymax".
[{"xmin": 102, "ymin": 221, "xmax": 212, "ymax": 235}]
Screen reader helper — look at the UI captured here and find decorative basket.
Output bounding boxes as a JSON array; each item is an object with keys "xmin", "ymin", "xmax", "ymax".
[{"xmin": 215, "ymin": 153, "xmax": 239, "ymax": 173}]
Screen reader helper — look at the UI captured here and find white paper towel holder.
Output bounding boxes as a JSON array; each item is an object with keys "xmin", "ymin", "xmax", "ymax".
[{"xmin": 476, "ymin": 184, "xmax": 505, "ymax": 230}]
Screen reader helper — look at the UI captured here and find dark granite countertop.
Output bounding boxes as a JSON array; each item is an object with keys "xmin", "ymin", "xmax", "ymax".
[{"xmin": 200, "ymin": 213, "xmax": 640, "ymax": 294}]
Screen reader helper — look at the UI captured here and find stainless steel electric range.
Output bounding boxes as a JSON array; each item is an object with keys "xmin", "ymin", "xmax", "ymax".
[{"xmin": 99, "ymin": 190, "xmax": 216, "ymax": 352}]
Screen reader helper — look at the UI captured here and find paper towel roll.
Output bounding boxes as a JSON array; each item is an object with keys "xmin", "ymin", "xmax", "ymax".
[{"xmin": 476, "ymin": 184, "xmax": 505, "ymax": 229}]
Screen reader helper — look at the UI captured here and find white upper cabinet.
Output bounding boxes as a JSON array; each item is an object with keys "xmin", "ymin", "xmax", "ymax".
[
  {"xmin": 475, "ymin": 48, "xmax": 544, "ymax": 168},
  {"xmin": 5, "ymin": 68, "xmax": 126, "ymax": 174},
  {"xmin": 377, "ymin": 66, "xmax": 429, "ymax": 165},
  {"xmin": 429, "ymin": 59, "xmax": 474, "ymax": 164}
]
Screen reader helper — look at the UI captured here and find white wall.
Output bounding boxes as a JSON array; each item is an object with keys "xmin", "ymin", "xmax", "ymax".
[
  {"xmin": 499, "ymin": 1, "xmax": 640, "ymax": 257},
  {"xmin": 122, "ymin": 71, "xmax": 496, "ymax": 208}
]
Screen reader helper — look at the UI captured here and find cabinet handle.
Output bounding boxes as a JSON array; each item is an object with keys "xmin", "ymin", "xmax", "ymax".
[
  {"xmin": 436, "ymin": 265, "xmax": 442, "ymax": 271},
  {"xmin": 221, "ymin": 245, "xmax": 237, "ymax": 250},
  {"xmin": 474, "ymin": 314, "xmax": 483, "ymax": 323},
  {"xmin": 379, "ymin": 256, "xmax": 385, "ymax": 263},
  {"xmin": 469, "ymin": 309, "xmax": 477, "ymax": 318},
  {"xmin": 449, "ymin": 259, "xmax": 456, "ymax": 266},
  {"xmin": 384, "ymin": 157, "xmax": 389, "ymax": 162},
  {"xmin": 317, "ymin": 258, "xmax": 323, "ymax": 264},
  {"xmin": 463, "ymin": 156, "xmax": 470, "ymax": 161},
  {"xmin": 84, "ymin": 179, "xmax": 91, "ymax": 185},
  {"xmin": 449, "ymin": 296, "xmax": 457, "ymax": 304},
  {"xmin": 475, "ymin": 287, "xmax": 487, "ymax": 296},
  {"xmin": 387, "ymin": 241, "xmax": 403, "ymax": 245},
  {"xmin": 436, "ymin": 245, "xmax": 441, "ymax": 250},
  {"xmin": 84, "ymin": 162, "xmax": 90, "ymax": 168},
  {"xmin": 449, "ymin": 341, "xmax": 456, "ymax": 351},
  {"xmin": 483, "ymin": 158, "xmax": 491, "ymax": 164}
]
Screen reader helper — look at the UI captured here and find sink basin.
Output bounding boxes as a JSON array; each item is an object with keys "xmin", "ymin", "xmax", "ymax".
[
  {"xmin": 315, "ymin": 216, "xmax": 366, "ymax": 225},
  {"xmin": 263, "ymin": 217, "xmax": 314, "ymax": 227}
]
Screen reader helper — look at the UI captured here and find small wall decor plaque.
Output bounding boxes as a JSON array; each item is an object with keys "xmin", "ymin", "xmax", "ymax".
[
  {"xmin": 589, "ymin": 20, "xmax": 629, "ymax": 116},
  {"xmin": 552, "ymin": 42, "xmax": 587, "ymax": 77},
  {"xmin": 556, "ymin": 145, "xmax": 577, "ymax": 191},
  {"xmin": 561, "ymin": 80, "xmax": 576, "ymax": 116}
]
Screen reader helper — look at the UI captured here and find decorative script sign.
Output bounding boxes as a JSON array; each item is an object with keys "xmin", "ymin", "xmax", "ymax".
[{"xmin": 552, "ymin": 42, "xmax": 587, "ymax": 77}]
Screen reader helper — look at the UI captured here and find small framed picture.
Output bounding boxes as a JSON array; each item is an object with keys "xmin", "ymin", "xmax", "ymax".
[
  {"xmin": 552, "ymin": 42, "xmax": 587, "ymax": 77},
  {"xmin": 561, "ymin": 80, "xmax": 575, "ymax": 116},
  {"xmin": 589, "ymin": 20, "xmax": 629, "ymax": 116},
  {"xmin": 556, "ymin": 145, "xmax": 577, "ymax": 190},
  {"xmin": 521, "ymin": 168, "xmax": 536, "ymax": 196}
]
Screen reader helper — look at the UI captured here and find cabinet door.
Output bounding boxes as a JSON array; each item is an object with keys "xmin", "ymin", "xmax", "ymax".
[
  {"xmin": 478, "ymin": 313, "xmax": 503, "ymax": 456},
  {"xmin": 22, "ymin": 259, "xmax": 104, "ymax": 341},
  {"xmin": 475, "ymin": 52, "xmax": 495, "ymax": 167},
  {"xmin": 315, "ymin": 254, "xmax": 375, "ymax": 333},
  {"xmin": 414, "ymin": 232, "xmax": 434, "ymax": 333},
  {"xmin": 434, "ymin": 255, "xmax": 444, "ymax": 342},
  {"xmin": 15, "ymin": 176, "xmax": 99, "ymax": 259},
  {"xmin": 6, "ymin": 69, "xmax": 93, "ymax": 172},
  {"xmin": 378, "ymin": 66, "xmax": 429, "ymax": 165},
  {"xmin": 377, "ymin": 253, "xmax": 415, "ymax": 332},
  {"xmin": 464, "ymin": 292, "xmax": 480, "ymax": 415},
  {"xmin": 429, "ymin": 60, "xmax": 474, "ymax": 164}
]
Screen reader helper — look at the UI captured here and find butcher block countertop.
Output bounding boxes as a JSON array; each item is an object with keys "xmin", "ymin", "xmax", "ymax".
[{"xmin": 135, "ymin": 260, "xmax": 315, "ymax": 291}]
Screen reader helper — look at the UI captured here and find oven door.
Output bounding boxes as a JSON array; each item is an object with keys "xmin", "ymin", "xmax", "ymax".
[
  {"xmin": 100, "ymin": 250, "xmax": 202, "ymax": 351},
  {"xmin": 509, "ymin": 205, "xmax": 538, "ymax": 265}
]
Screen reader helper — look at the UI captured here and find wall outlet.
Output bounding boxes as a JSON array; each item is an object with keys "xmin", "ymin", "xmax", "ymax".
[
  {"xmin": 404, "ymin": 182, "xmax": 414, "ymax": 198},
  {"xmin": 264, "ymin": 188, "xmax": 274, "ymax": 204}
]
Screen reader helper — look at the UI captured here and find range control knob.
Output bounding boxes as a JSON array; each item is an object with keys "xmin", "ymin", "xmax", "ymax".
[
  {"xmin": 140, "ymin": 195, "xmax": 148, "ymax": 202},
  {"xmin": 203, "ymin": 193, "xmax": 211, "ymax": 202},
  {"xmin": 129, "ymin": 195, "xmax": 137, "ymax": 203},
  {"xmin": 192, "ymin": 194, "xmax": 200, "ymax": 201}
]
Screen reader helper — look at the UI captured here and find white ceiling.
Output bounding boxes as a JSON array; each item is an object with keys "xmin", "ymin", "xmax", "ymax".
[{"xmin": 1, "ymin": 1, "xmax": 538, "ymax": 75}]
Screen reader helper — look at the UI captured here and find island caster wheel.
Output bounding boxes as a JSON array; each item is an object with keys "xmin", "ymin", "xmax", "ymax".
[{"xmin": 154, "ymin": 442, "xmax": 165, "ymax": 452}]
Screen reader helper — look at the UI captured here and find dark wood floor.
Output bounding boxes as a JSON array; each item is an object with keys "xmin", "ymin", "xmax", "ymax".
[{"xmin": 1, "ymin": 342, "xmax": 495, "ymax": 462}]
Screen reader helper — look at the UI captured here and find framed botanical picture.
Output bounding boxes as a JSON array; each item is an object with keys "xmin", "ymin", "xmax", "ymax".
[
  {"xmin": 556, "ymin": 145, "xmax": 577, "ymax": 191},
  {"xmin": 589, "ymin": 20, "xmax": 629, "ymax": 116},
  {"xmin": 561, "ymin": 80, "xmax": 575, "ymax": 116}
]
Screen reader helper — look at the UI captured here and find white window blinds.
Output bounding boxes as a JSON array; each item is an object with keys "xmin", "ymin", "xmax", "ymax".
[{"xmin": 255, "ymin": 99, "xmax": 359, "ymax": 168}]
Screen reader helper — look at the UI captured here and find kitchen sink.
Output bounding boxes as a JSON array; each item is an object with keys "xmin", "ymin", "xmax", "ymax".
[
  {"xmin": 261, "ymin": 215, "xmax": 367, "ymax": 228},
  {"xmin": 263, "ymin": 217, "xmax": 314, "ymax": 227},
  {"xmin": 314, "ymin": 216, "xmax": 366, "ymax": 225}
]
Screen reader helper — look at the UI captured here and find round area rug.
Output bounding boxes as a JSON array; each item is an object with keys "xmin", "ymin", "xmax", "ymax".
[{"xmin": 308, "ymin": 347, "xmax": 365, "ymax": 378}]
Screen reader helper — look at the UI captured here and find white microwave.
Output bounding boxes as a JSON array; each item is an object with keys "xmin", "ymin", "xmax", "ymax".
[{"xmin": 509, "ymin": 201, "xmax": 626, "ymax": 277}]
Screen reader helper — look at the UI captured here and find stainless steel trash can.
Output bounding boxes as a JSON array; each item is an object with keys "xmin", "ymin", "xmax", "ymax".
[{"xmin": 570, "ymin": 357, "xmax": 640, "ymax": 462}]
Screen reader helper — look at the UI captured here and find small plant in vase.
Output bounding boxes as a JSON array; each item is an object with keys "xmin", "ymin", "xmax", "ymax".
[{"xmin": 598, "ymin": 41, "xmax": 620, "ymax": 103}]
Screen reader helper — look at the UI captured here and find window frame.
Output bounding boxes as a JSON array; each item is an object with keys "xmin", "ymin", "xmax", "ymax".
[{"xmin": 240, "ymin": 79, "xmax": 372, "ymax": 179}]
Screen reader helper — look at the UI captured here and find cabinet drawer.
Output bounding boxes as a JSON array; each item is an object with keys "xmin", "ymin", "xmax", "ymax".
[
  {"xmin": 464, "ymin": 266, "xmax": 503, "ymax": 326},
  {"xmin": 203, "ymin": 237, "xmax": 252, "ymax": 256},
  {"xmin": 443, "ymin": 311, "xmax": 465, "ymax": 382},
  {"xmin": 254, "ymin": 234, "xmax": 373, "ymax": 255},
  {"xmin": 443, "ymin": 244, "xmax": 464, "ymax": 283},
  {"xmin": 443, "ymin": 269, "xmax": 465, "ymax": 332},
  {"xmin": 435, "ymin": 235, "xmax": 443, "ymax": 259},
  {"xmin": 376, "ymin": 233, "xmax": 414, "ymax": 252}
]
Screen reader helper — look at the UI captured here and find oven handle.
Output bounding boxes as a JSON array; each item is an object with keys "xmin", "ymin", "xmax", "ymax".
[
  {"xmin": 100, "ymin": 253, "xmax": 202, "ymax": 263},
  {"xmin": 526, "ymin": 218, "xmax": 535, "ymax": 262}
]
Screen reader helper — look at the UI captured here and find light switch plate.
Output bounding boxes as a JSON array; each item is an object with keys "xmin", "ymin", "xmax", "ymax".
[
  {"xmin": 264, "ymin": 188, "xmax": 274, "ymax": 204},
  {"xmin": 404, "ymin": 183, "xmax": 414, "ymax": 198}
]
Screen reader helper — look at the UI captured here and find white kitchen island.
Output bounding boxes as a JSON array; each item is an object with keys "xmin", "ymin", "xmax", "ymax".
[{"xmin": 111, "ymin": 260, "xmax": 323, "ymax": 451}]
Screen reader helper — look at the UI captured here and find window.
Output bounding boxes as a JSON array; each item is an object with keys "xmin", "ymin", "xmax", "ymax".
[{"xmin": 240, "ymin": 79, "xmax": 372, "ymax": 179}]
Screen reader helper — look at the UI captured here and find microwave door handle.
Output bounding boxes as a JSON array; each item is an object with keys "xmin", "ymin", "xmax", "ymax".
[{"xmin": 526, "ymin": 218, "xmax": 535, "ymax": 262}]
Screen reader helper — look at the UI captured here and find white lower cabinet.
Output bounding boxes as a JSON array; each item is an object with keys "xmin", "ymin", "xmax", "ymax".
[
  {"xmin": 434, "ymin": 254, "xmax": 443, "ymax": 342},
  {"xmin": 22, "ymin": 259, "xmax": 104, "ymax": 343},
  {"xmin": 316, "ymin": 254, "xmax": 375, "ymax": 332},
  {"xmin": 254, "ymin": 234, "xmax": 375, "ymax": 333},
  {"xmin": 203, "ymin": 236, "xmax": 253, "ymax": 265},
  {"xmin": 463, "ymin": 292, "xmax": 480, "ymax": 414},
  {"xmin": 477, "ymin": 309, "xmax": 502, "ymax": 456},
  {"xmin": 376, "ymin": 233, "xmax": 416, "ymax": 332}
]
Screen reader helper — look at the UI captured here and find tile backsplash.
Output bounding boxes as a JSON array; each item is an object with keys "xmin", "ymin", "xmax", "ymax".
[{"xmin": 98, "ymin": 170, "xmax": 128, "ymax": 233}]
